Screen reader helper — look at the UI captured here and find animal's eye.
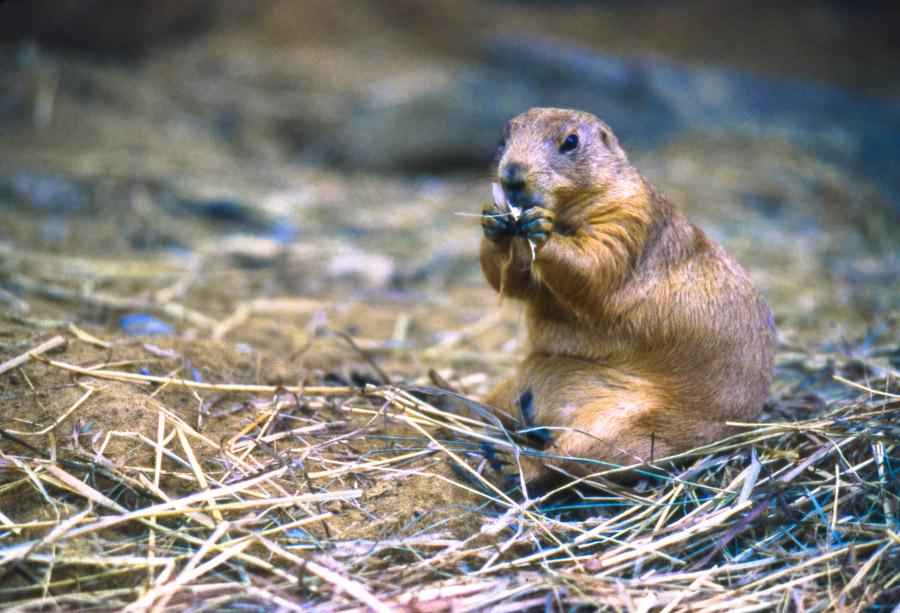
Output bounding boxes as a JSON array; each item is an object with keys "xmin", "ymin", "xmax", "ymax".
[{"xmin": 559, "ymin": 134, "xmax": 579, "ymax": 153}]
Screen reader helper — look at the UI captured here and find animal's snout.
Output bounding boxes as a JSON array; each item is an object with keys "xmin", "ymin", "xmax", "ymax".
[
  {"xmin": 499, "ymin": 161, "xmax": 543, "ymax": 209},
  {"xmin": 500, "ymin": 162, "xmax": 527, "ymax": 193}
]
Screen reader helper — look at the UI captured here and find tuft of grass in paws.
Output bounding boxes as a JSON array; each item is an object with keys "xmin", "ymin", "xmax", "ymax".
[{"xmin": 492, "ymin": 182, "xmax": 536, "ymax": 260}]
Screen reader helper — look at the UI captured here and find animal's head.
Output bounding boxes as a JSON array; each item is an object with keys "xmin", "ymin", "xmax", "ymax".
[{"xmin": 494, "ymin": 108, "xmax": 631, "ymax": 213}]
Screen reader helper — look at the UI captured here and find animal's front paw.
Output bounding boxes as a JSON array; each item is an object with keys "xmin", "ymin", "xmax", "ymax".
[
  {"xmin": 517, "ymin": 207, "xmax": 555, "ymax": 247},
  {"xmin": 481, "ymin": 202, "xmax": 516, "ymax": 242}
]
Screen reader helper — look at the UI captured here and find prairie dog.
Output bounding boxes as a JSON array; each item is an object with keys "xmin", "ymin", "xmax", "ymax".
[{"xmin": 480, "ymin": 108, "xmax": 775, "ymax": 483}]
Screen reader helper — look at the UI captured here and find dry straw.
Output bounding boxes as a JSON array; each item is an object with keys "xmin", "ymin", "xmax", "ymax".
[{"xmin": 0, "ymin": 329, "xmax": 897, "ymax": 611}]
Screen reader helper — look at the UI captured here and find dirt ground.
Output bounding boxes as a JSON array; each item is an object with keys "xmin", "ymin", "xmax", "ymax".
[{"xmin": 0, "ymin": 1, "xmax": 898, "ymax": 610}]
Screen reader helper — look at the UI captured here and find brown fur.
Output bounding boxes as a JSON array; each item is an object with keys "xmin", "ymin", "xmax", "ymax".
[{"xmin": 480, "ymin": 108, "xmax": 775, "ymax": 483}]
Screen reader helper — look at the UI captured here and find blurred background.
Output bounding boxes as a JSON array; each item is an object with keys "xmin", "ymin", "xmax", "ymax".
[{"xmin": 1, "ymin": 0, "xmax": 898, "ymax": 360}]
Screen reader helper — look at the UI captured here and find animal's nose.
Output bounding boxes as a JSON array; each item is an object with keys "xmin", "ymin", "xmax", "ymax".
[{"xmin": 500, "ymin": 162, "xmax": 527, "ymax": 192}]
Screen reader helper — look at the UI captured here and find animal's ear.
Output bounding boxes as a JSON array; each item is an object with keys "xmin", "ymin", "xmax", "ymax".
[
  {"xmin": 598, "ymin": 126, "xmax": 620, "ymax": 152},
  {"xmin": 599, "ymin": 128, "xmax": 611, "ymax": 148}
]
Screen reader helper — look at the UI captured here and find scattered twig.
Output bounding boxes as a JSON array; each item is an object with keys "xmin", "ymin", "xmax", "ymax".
[{"xmin": 0, "ymin": 335, "xmax": 67, "ymax": 376}]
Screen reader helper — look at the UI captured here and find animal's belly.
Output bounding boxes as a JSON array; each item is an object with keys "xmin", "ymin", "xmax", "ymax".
[{"xmin": 526, "ymin": 318, "xmax": 638, "ymax": 364}]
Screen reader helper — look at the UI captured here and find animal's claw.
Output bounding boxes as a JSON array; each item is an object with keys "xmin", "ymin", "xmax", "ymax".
[
  {"xmin": 481, "ymin": 202, "xmax": 516, "ymax": 241},
  {"xmin": 517, "ymin": 206, "xmax": 556, "ymax": 246}
]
